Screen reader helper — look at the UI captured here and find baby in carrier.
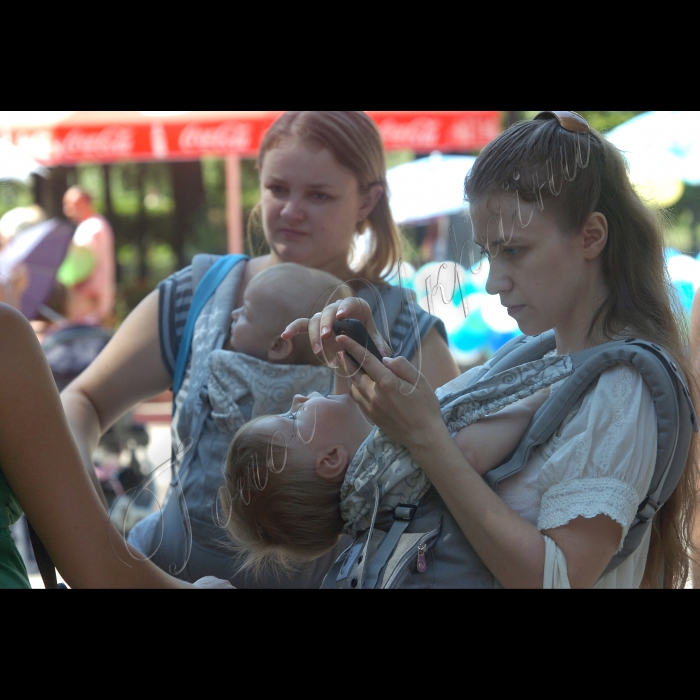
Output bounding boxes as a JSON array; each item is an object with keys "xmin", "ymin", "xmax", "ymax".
[
  {"xmin": 221, "ymin": 354, "xmax": 571, "ymax": 577},
  {"xmin": 224, "ymin": 262, "xmax": 346, "ymax": 364},
  {"xmin": 197, "ymin": 261, "xmax": 350, "ymax": 435},
  {"xmin": 126, "ymin": 262, "xmax": 349, "ymax": 576}
]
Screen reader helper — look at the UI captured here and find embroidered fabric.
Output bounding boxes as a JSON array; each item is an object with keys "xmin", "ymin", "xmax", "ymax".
[
  {"xmin": 537, "ymin": 477, "xmax": 640, "ymax": 550},
  {"xmin": 207, "ymin": 349, "xmax": 334, "ymax": 433},
  {"xmin": 529, "ymin": 363, "xmax": 658, "ymax": 559}
]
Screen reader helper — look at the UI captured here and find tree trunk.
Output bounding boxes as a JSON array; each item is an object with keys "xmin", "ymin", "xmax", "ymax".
[
  {"xmin": 32, "ymin": 166, "xmax": 72, "ymax": 219},
  {"xmin": 170, "ymin": 161, "xmax": 207, "ymax": 269}
]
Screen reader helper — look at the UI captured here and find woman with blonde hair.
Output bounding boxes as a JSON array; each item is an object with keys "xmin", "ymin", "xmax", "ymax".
[{"xmin": 60, "ymin": 111, "xmax": 459, "ymax": 587}]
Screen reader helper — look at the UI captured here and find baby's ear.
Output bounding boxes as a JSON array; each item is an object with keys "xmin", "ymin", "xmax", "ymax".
[
  {"xmin": 268, "ymin": 336, "xmax": 294, "ymax": 363},
  {"xmin": 316, "ymin": 446, "xmax": 348, "ymax": 483}
]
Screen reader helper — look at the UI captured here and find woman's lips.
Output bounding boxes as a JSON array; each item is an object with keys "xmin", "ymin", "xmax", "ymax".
[
  {"xmin": 279, "ymin": 228, "xmax": 307, "ymax": 241},
  {"xmin": 507, "ymin": 305, "xmax": 525, "ymax": 316}
]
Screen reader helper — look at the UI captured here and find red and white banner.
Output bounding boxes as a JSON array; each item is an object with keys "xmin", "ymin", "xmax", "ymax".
[{"xmin": 6, "ymin": 111, "xmax": 501, "ymax": 164}]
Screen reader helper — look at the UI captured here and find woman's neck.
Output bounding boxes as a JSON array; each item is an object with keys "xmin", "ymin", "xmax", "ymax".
[
  {"xmin": 555, "ymin": 272, "xmax": 610, "ymax": 355},
  {"xmin": 267, "ymin": 251, "xmax": 353, "ymax": 283}
]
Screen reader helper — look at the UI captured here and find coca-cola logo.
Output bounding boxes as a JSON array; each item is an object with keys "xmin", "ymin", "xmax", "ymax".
[
  {"xmin": 448, "ymin": 117, "xmax": 500, "ymax": 148},
  {"xmin": 61, "ymin": 127, "xmax": 134, "ymax": 157},
  {"xmin": 178, "ymin": 122, "xmax": 252, "ymax": 153},
  {"xmin": 377, "ymin": 118, "xmax": 442, "ymax": 149}
]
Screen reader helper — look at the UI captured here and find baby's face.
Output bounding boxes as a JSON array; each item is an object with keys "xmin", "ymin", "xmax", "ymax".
[
  {"xmin": 255, "ymin": 392, "xmax": 373, "ymax": 479},
  {"xmin": 229, "ymin": 286, "xmax": 277, "ymax": 360}
]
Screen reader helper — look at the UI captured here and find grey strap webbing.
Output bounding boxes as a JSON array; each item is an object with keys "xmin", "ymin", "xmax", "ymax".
[
  {"xmin": 319, "ymin": 542, "xmax": 355, "ymax": 589},
  {"xmin": 363, "ymin": 505, "xmax": 417, "ymax": 589}
]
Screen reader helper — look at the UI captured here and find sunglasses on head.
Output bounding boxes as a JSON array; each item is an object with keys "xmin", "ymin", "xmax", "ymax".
[{"xmin": 534, "ymin": 111, "xmax": 589, "ymax": 134}]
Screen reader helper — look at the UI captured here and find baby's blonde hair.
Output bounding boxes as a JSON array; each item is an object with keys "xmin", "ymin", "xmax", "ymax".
[{"xmin": 220, "ymin": 416, "xmax": 345, "ymax": 579}]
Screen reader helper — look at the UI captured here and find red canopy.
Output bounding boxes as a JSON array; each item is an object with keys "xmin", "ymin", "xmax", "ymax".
[{"xmin": 1, "ymin": 110, "xmax": 501, "ymax": 163}]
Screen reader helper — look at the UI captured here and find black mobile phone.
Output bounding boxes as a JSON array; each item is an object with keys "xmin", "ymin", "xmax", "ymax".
[{"xmin": 333, "ymin": 319, "xmax": 384, "ymax": 367}]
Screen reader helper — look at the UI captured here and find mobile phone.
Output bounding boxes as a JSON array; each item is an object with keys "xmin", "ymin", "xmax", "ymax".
[{"xmin": 333, "ymin": 319, "xmax": 384, "ymax": 367}]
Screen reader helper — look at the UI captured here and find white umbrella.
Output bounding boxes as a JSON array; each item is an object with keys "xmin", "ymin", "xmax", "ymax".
[
  {"xmin": 606, "ymin": 112, "xmax": 700, "ymax": 186},
  {"xmin": 387, "ymin": 153, "xmax": 476, "ymax": 224},
  {"xmin": 0, "ymin": 137, "xmax": 47, "ymax": 181}
]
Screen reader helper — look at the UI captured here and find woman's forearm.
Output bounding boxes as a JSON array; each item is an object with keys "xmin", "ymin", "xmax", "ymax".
[
  {"xmin": 410, "ymin": 423, "xmax": 547, "ymax": 588},
  {"xmin": 61, "ymin": 386, "xmax": 108, "ymax": 508}
]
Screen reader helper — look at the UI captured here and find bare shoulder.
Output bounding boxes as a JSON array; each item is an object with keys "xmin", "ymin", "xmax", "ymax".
[{"xmin": 0, "ymin": 303, "xmax": 40, "ymax": 350}]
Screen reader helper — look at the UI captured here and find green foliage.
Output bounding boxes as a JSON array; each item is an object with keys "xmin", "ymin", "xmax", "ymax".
[{"xmin": 0, "ymin": 180, "xmax": 34, "ymax": 218}]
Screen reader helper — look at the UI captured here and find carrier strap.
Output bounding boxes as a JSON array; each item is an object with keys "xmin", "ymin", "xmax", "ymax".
[
  {"xmin": 172, "ymin": 254, "xmax": 248, "ymax": 400},
  {"xmin": 482, "ymin": 333, "xmax": 697, "ymax": 576},
  {"xmin": 363, "ymin": 504, "xmax": 417, "ymax": 589}
]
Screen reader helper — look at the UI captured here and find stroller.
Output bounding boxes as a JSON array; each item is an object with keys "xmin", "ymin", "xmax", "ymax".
[{"xmin": 41, "ymin": 323, "xmax": 156, "ymax": 533}]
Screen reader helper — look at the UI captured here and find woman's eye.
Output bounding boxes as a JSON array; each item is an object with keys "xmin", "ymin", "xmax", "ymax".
[
  {"xmin": 310, "ymin": 192, "xmax": 330, "ymax": 201},
  {"xmin": 267, "ymin": 184, "xmax": 286, "ymax": 196},
  {"xmin": 503, "ymin": 247, "xmax": 521, "ymax": 258}
]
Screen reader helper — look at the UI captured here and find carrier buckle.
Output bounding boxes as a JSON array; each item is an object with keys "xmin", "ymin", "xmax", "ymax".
[
  {"xmin": 637, "ymin": 497, "xmax": 659, "ymax": 523},
  {"xmin": 393, "ymin": 504, "xmax": 418, "ymax": 522}
]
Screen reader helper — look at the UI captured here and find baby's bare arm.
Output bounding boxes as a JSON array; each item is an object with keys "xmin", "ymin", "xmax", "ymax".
[{"xmin": 453, "ymin": 389, "xmax": 549, "ymax": 476}]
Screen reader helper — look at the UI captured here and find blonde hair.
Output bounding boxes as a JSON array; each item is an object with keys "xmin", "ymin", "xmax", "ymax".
[
  {"xmin": 251, "ymin": 111, "xmax": 403, "ymax": 284},
  {"xmin": 466, "ymin": 117, "xmax": 698, "ymax": 588},
  {"xmin": 220, "ymin": 417, "xmax": 345, "ymax": 579}
]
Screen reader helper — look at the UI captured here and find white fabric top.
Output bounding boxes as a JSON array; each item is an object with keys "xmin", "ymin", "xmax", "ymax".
[{"xmin": 494, "ymin": 361, "xmax": 657, "ymax": 588}]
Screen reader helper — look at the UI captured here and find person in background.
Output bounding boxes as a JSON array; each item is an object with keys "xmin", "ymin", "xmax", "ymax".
[{"xmin": 62, "ymin": 186, "xmax": 116, "ymax": 326}]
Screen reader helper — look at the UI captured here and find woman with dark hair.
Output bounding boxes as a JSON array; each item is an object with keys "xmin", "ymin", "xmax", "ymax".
[
  {"xmin": 60, "ymin": 112, "xmax": 459, "ymax": 587},
  {"xmin": 301, "ymin": 111, "xmax": 698, "ymax": 588}
]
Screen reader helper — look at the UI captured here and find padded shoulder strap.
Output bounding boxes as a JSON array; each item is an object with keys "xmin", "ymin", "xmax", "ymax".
[
  {"xmin": 483, "ymin": 337, "xmax": 697, "ymax": 574},
  {"xmin": 172, "ymin": 254, "xmax": 248, "ymax": 399},
  {"xmin": 192, "ymin": 253, "xmax": 224, "ymax": 291}
]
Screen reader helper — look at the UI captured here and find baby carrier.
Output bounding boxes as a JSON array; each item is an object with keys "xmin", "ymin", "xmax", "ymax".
[{"xmin": 321, "ymin": 331, "xmax": 698, "ymax": 589}]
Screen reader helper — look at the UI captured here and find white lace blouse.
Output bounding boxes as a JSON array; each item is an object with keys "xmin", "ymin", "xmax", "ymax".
[{"xmin": 495, "ymin": 361, "xmax": 657, "ymax": 588}]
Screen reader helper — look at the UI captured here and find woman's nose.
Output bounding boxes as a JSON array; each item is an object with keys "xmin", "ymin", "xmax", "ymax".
[
  {"xmin": 281, "ymin": 196, "xmax": 304, "ymax": 223},
  {"xmin": 484, "ymin": 259, "xmax": 513, "ymax": 296}
]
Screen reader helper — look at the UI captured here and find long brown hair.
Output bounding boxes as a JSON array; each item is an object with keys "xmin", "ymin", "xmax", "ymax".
[
  {"xmin": 250, "ymin": 111, "xmax": 403, "ymax": 284},
  {"xmin": 466, "ymin": 117, "xmax": 698, "ymax": 588}
]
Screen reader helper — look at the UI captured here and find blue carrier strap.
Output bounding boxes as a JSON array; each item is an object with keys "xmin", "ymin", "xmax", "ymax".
[{"xmin": 172, "ymin": 254, "xmax": 248, "ymax": 401}]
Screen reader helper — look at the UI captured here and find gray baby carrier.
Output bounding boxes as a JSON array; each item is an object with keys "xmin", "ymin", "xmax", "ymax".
[{"xmin": 321, "ymin": 331, "xmax": 697, "ymax": 589}]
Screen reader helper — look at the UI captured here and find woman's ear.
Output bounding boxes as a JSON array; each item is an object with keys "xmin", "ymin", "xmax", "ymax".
[
  {"xmin": 268, "ymin": 336, "xmax": 294, "ymax": 363},
  {"xmin": 316, "ymin": 446, "xmax": 349, "ymax": 483},
  {"xmin": 580, "ymin": 212, "xmax": 608, "ymax": 260},
  {"xmin": 357, "ymin": 184, "xmax": 384, "ymax": 224}
]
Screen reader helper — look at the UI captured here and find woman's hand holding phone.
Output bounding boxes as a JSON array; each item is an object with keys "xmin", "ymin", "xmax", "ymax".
[{"xmin": 282, "ymin": 297, "xmax": 390, "ymax": 369}]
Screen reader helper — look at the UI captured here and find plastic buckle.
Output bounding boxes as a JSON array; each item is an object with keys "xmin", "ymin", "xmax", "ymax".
[
  {"xmin": 393, "ymin": 504, "xmax": 418, "ymax": 522},
  {"xmin": 636, "ymin": 497, "xmax": 659, "ymax": 523}
]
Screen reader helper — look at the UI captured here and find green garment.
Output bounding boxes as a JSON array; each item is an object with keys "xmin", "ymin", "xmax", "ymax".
[{"xmin": 0, "ymin": 468, "xmax": 30, "ymax": 589}]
